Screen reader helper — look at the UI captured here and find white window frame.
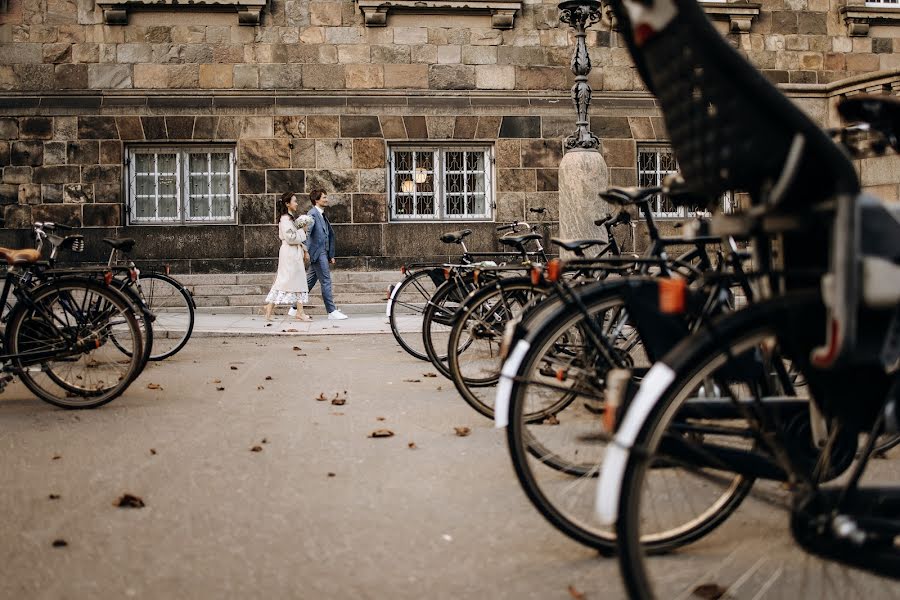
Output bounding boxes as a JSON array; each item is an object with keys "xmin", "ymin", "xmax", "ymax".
[
  {"xmin": 127, "ymin": 145, "xmax": 237, "ymax": 225},
  {"xmin": 389, "ymin": 145, "xmax": 494, "ymax": 222},
  {"xmin": 864, "ymin": 0, "xmax": 899, "ymax": 6}
]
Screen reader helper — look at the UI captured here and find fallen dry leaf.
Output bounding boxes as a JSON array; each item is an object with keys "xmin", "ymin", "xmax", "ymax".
[
  {"xmin": 692, "ymin": 584, "xmax": 727, "ymax": 600},
  {"xmin": 48, "ymin": 494, "xmax": 60, "ymax": 500},
  {"xmin": 325, "ymin": 346, "xmax": 330, "ymax": 351},
  {"xmin": 292, "ymin": 346, "xmax": 301, "ymax": 351},
  {"xmin": 250, "ymin": 445, "xmax": 263, "ymax": 452},
  {"xmin": 404, "ymin": 379, "xmax": 421, "ymax": 383},
  {"xmin": 266, "ymin": 323, "xmax": 272, "ymax": 327},
  {"xmin": 52, "ymin": 539, "xmax": 68, "ymax": 548},
  {"xmin": 286, "ymin": 328, "xmax": 299, "ymax": 333},
  {"xmin": 331, "ymin": 398, "xmax": 346, "ymax": 406},
  {"xmin": 150, "ymin": 448, "xmax": 157, "ymax": 455},
  {"xmin": 423, "ymin": 372, "xmax": 438, "ymax": 378},
  {"xmin": 211, "ymin": 379, "xmax": 221, "ymax": 384},
  {"xmin": 408, "ymin": 442, "xmax": 417, "ymax": 449},
  {"xmin": 369, "ymin": 429, "xmax": 395, "ymax": 438},
  {"xmin": 376, "ymin": 417, "xmax": 385, "ymax": 421},
  {"xmin": 230, "ymin": 366, "xmax": 238, "ymax": 370},
  {"xmin": 544, "ymin": 415, "xmax": 560, "ymax": 425},
  {"xmin": 257, "ymin": 386, "xmax": 264, "ymax": 390},
  {"xmin": 114, "ymin": 494, "xmax": 145, "ymax": 509},
  {"xmin": 265, "ymin": 376, "xmax": 273, "ymax": 381},
  {"xmin": 147, "ymin": 383, "xmax": 161, "ymax": 390},
  {"xmin": 567, "ymin": 585, "xmax": 586, "ymax": 600},
  {"xmin": 261, "ymin": 438, "xmax": 268, "ymax": 444},
  {"xmin": 52, "ymin": 455, "xmax": 61, "ymax": 460},
  {"xmin": 216, "ymin": 386, "xmax": 225, "ymax": 392},
  {"xmin": 316, "ymin": 393, "xmax": 328, "ymax": 402},
  {"xmin": 327, "ymin": 472, "xmax": 336, "ymax": 477},
  {"xmin": 437, "ymin": 386, "xmax": 442, "ymax": 391},
  {"xmin": 454, "ymin": 427, "xmax": 471, "ymax": 437}
]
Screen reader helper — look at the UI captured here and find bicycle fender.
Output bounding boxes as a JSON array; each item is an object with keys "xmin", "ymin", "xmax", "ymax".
[
  {"xmin": 494, "ymin": 339, "xmax": 531, "ymax": 429},
  {"xmin": 595, "ymin": 362, "xmax": 675, "ymax": 525},
  {"xmin": 385, "ymin": 279, "xmax": 403, "ymax": 317}
]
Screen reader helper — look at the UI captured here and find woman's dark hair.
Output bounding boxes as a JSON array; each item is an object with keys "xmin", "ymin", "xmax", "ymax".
[
  {"xmin": 309, "ymin": 189, "xmax": 324, "ymax": 205},
  {"xmin": 279, "ymin": 192, "xmax": 296, "ymax": 215}
]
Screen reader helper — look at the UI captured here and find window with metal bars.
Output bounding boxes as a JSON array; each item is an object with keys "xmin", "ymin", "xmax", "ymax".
[
  {"xmin": 389, "ymin": 145, "xmax": 494, "ymax": 221},
  {"xmin": 865, "ymin": 0, "xmax": 899, "ymax": 6},
  {"xmin": 127, "ymin": 145, "xmax": 236, "ymax": 225},
  {"xmin": 636, "ymin": 144, "xmax": 735, "ymax": 217}
]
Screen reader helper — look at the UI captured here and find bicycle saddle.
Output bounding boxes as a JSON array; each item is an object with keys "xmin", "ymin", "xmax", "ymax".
[
  {"xmin": 439, "ymin": 229, "xmax": 472, "ymax": 244},
  {"xmin": 599, "ymin": 187, "xmax": 657, "ymax": 205},
  {"xmin": 550, "ymin": 238, "xmax": 607, "ymax": 253},
  {"xmin": 102, "ymin": 238, "xmax": 136, "ymax": 253},
  {"xmin": 499, "ymin": 233, "xmax": 542, "ymax": 247},
  {"xmin": 0, "ymin": 247, "xmax": 40, "ymax": 266}
]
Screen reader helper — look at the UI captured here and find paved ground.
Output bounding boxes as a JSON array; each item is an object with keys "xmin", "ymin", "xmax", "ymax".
[
  {"xmin": 190, "ymin": 312, "xmax": 395, "ymax": 337},
  {"xmin": 0, "ymin": 333, "xmax": 623, "ymax": 600},
  {"xmin": 2, "ymin": 329, "xmax": 898, "ymax": 599}
]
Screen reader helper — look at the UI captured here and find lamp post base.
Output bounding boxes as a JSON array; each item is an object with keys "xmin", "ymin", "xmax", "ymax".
[{"xmin": 558, "ymin": 148, "xmax": 611, "ymax": 256}]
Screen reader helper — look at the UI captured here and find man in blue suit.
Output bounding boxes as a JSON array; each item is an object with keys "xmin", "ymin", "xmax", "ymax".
[{"xmin": 290, "ymin": 189, "xmax": 347, "ymax": 320}]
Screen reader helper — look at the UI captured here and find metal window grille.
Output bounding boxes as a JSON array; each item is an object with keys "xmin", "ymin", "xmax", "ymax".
[
  {"xmin": 128, "ymin": 146, "xmax": 236, "ymax": 225},
  {"xmin": 865, "ymin": 0, "xmax": 899, "ymax": 6},
  {"xmin": 389, "ymin": 145, "xmax": 493, "ymax": 222},
  {"xmin": 636, "ymin": 144, "xmax": 733, "ymax": 217}
]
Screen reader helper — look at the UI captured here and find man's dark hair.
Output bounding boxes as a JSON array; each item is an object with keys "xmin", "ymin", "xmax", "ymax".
[
  {"xmin": 310, "ymin": 189, "xmax": 324, "ymax": 205},
  {"xmin": 278, "ymin": 192, "xmax": 295, "ymax": 214}
]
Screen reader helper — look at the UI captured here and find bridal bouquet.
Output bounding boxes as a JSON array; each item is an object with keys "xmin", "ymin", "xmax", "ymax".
[{"xmin": 295, "ymin": 214, "xmax": 314, "ymax": 229}]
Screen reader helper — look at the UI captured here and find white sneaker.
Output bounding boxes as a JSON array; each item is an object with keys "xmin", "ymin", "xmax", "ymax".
[
  {"xmin": 287, "ymin": 307, "xmax": 297, "ymax": 317},
  {"xmin": 327, "ymin": 309, "xmax": 348, "ymax": 320}
]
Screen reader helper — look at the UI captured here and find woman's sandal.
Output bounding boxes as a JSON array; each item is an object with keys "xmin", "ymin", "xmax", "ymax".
[{"xmin": 296, "ymin": 313, "xmax": 313, "ymax": 322}]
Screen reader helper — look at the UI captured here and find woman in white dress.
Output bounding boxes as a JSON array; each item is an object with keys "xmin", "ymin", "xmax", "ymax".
[{"xmin": 264, "ymin": 192, "xmax": 312, "ymax": 321}]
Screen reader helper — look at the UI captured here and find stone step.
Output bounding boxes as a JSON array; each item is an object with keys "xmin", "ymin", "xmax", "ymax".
[
  {"xmin": 186, "ymin": 281, "xmax": 395, "ymax": 297},
  {"xmin": 191, "ymin": 293, "xmax": 388, "ymax": 308},
  {"xmin": 172, "ymin": 270, "xmax": 401, "ymax": 286},
  {"xmin": 194, "ymin": 303, "xmax": 386, "ymax": 316}
]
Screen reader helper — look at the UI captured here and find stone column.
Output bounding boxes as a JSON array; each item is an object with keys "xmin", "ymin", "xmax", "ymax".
[{"xmin": 557, "ymin": 0, "xmax": 610, "ymax": 252}]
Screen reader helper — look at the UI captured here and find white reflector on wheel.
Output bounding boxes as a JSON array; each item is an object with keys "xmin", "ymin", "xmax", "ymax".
[
  {"xmin": 596, "ymin": 362, "xmax": 675, "ymax": 525},
  {"xmin": 494, "ymin": 339, "xmax": 530, "ymax": 429}
]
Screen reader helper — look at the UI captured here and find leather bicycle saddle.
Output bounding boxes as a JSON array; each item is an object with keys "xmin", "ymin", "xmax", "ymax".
[
  {"xmin": 102, "ymin": 238, "xmax": 137, "ymax": 253},
  {"xmin": 499, "ymin": 233, "xmax": 543, "ymax": 248},
  {"xmin": 0, "ymin": 247, "xmax": 40, "ymax": 266},
  {"xmin": 551, "ymin": 238, "xmax": 607, "ymax": 252},
  {"xmin": 439, "ymin": 230, "xmax": 472, "ymax": 244}
]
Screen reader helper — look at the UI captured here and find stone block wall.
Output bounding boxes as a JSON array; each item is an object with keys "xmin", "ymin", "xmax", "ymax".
[{"xmin": 0, "ymin": 0, "xmax": 897, "ymax": 93}]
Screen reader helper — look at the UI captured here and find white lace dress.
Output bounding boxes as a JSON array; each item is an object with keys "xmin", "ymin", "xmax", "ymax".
[{"xmin": 264, "ymin": 214, "xmax": 310, "ymax": 306}]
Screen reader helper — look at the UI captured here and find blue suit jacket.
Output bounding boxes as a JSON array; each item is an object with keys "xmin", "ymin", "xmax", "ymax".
[{"xmin": 307, "ymin": 206, "xmax": 335, "ymax": 262}]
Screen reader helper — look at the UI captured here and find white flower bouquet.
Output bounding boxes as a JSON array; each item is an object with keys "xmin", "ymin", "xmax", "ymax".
[{"xmin": 295, "ymin": 214, "xmax": 314, "ymax": 229}]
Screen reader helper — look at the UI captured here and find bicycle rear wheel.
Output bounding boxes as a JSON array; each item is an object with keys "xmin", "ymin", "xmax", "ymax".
[
  {"xmin": 7, "ymin": 278, "xmax": 143, "ymax": 409},
  {"xmin": 613, "ymin": 294, "xmax": 896, "ymax": 598},
  {"xmin": 448, "ymin": 277, "xmax": 550, "ymax": 419},
  {"xmin": 388, "ymin": 268, "xmax": 443, "ymax": 361},
  {"xmin": 422, "ymin": 275, "xmax": 477, "ymax": 378},
  {"xmin": 135, "ymin": 271, "xmax": 194, "ymax": 360}
]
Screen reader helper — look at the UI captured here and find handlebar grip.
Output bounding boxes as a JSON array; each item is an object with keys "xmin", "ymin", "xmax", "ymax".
[
  {"xmin": 528, "ymin": 207, "xmax": 547, "ymax": 214},
  {"xmin": 44, "ymin": 221, "xmax": 74, "ymax": 231},
  {"xmin": 593, "ymin": 213, "xmax": 613, "ymax": 227},
  {"xmin": 496, "ymin": 223, "xmax": 517, "ymax": 232}
]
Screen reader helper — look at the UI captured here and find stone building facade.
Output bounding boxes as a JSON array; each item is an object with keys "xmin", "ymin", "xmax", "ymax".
[{"xmin": 0, "ymin": 0, "xmax": 898, "ymax": 272}]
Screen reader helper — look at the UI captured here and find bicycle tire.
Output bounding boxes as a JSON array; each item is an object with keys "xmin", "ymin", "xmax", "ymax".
[
  {"xmin": 135, "ymin": 271, "xmax": 195, "ymax": 360},
  {"xmin": 7, "ymin": 277, "xmax": 143, "ymax": 409},
  {"xmin": 448, "ymin": 277, "xmax": 551, "ymax": 419},
  {"xmin": 611, "ymin": 293, "xmax": 893, "ymax": 598},
  {"xmin": 421, "ymin": 275, "xmax": 479, "ymax": 378},
  {"xmin": 388, "ymin": 268, "xmax": 443, "ymax": 361}
]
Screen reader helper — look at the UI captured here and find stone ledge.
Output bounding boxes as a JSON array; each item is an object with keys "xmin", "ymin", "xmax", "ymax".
[
  {"xmin": 97, "ymin": 0, "xmax": 267, "ymax": 26},
  {"xmin": 840, "ymin": 5, "xmax": 900, "ymax": 36},
  {"xmin": 357, "ymin": 0, "xmax": 522, "ymax": 29},
  {"xmin": 699, "ymin": 2, "xmax": 761, "ymax": 33}
]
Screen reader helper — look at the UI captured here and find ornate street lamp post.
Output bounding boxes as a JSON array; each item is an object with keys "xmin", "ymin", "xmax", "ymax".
[{"xmin": 558, "ymin": 0, "xmax": 602, "ymax": 152}]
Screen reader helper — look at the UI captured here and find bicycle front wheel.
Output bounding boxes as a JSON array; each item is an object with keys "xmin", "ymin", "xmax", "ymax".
[
  {"xmin": 7, "ymin": 278, "xmax": 143, "ymax": 409},
  {"xmin": 135, "ymin": 271, "xmax": 194, "ymax": 360},
  {"xmin": 388, "ymin": 268, "xmax": 443, "ymax": 361}
]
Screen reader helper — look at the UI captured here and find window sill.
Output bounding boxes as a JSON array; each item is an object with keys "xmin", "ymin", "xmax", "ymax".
[
  {"xmin": 699, "ymin": 2, "xmax": 762, "ymax": 33},
  {"xmin": 357, "ymin": 0, "xmax": 522, "ymax": 28},
  {"xmin": 840, "ymin": 6, "xmax": 900, "ymax": 36},
  {"xmin": 98, "ymin": 0, "xmax": 267, "ymax": 26}
]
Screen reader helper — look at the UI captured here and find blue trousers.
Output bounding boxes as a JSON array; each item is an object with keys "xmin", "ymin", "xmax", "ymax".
[{"xmin": 306, "ymin": 253, "xmax": 336, "ymax": 314}]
